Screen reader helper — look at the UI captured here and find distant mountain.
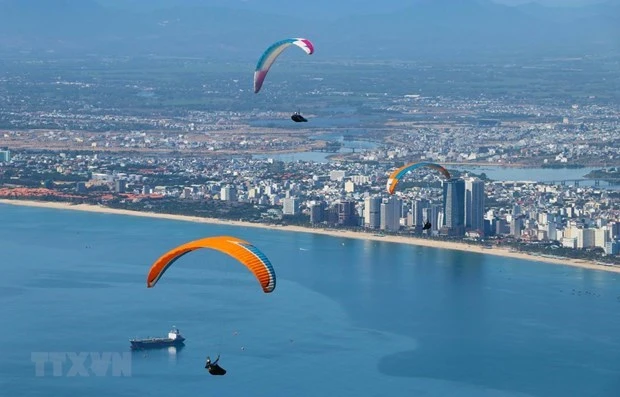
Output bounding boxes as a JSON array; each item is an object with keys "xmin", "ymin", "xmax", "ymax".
[
  {"xmin": 0, "ymin": 0, "xmax": 128, "ymax": 40},
  {"xmin": 513, "ymin": 1, "xmax": 620, "ymax": 23},
  {"xmin": 96, "ymin": 0, "xmax": 433, "ymax": 18},
  {"xmin": 321, "ymin": 0, "xmax": 620, "ymax": 58},
  {"xmin": 0, "ymin": 0, "xmax": 617, "ymax": 60},
  {"xmin": 0, "ymin": 0, "xmax": 308, "ymax": 56}
]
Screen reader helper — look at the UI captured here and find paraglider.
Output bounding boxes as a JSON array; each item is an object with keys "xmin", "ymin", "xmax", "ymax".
[
  {"xmin": 254, "ymin": 38, "xmax": 314, "ymax": 94},
  {"xmin": 423, "ymin": 221, "xmax": 432, "ymax": 230},
  {"xmin": 291, "ymin": 111, "xmax": 307, "ymax": 122},
  {"xmin": 205, "ymin": 355, "xmax": 226, "ymax": 376},
  {"xmin": 146, "ymin": 235, "xmax": 276, "ymax": 293},
  {"xmin": 146, "ymin": 236, "xmax": 277, "ymax": 373},
  {"xmin": 386, "ymin": 162, "xmax": 451, "ymax": 195}
]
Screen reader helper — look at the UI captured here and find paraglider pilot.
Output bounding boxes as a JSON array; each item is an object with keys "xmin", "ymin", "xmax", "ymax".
[
  {"xmin": 205, "ymin": 355, "xmax": 227, "ymax": 375},
  {"xmin": 291, "ymin": 111, "xmax": 308, "ymax": 122}
]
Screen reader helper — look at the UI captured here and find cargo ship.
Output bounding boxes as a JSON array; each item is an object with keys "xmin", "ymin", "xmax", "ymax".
[{"xmin": 130, "ymin": 327, "xmax": 185, "ymax": 350}]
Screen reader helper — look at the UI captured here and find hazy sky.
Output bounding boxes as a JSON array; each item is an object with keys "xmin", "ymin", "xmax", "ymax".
[
  {"xmin": 496, "ymin": 0, "xmax": 607, "ymax": 5},
  {"xmin": 94, "ymin": 0, "xmax": 616, "ymax": 10}
]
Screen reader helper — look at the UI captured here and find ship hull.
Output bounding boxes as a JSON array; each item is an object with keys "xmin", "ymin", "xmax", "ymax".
[{"xmin": 130, "ymin": 337, "xmax": 185, "ymax": 350}]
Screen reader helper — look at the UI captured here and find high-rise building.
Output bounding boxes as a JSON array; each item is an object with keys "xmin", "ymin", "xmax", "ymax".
[
  {"xmin": 363, "ymin": 196, "xmax": 382, "ymax": 229},
  {"xmin": 538, "ymin": 212, "xmax": 548, "ymax": 225},
  {"xmin": 344, "ymin": 181, "xmax": 355, "ymax": 193},
  {"xmin": 442, "ymin": 178, "xmax": 465, "ymax": 235},
  {"xmin": 413, "ymin": 199, "xmax": 430, "ymax": 227},
  {"xmin": 380, "ymin": 196, "xmax": 402, "ymax": 232},
  {"xmin": 0, "ymin": 149, "xmax": 10, "ymax": 163},
  {"xmin": 220, "ymin": 185, "xmax": 237, "ymax": 201},
  {"xmin": 605, "ymin": 241, "xmax": 620, "ymax": 255},
  {"xmin": 577, "ymin": 228, "xmax": 596, "ymax": 249},
  {"xmin": 282, "ymin": 197, "xmax": 299, "ymax": 215},
  {"xmin": 422, "ymin": 204, "xmax": 442, "ymax": 232},
  {"xmin": 338, "ymin": 201, "xmax": 357, "ymax": 226},
  {"xmin": 595, "ymin": 227, "xmax": 610, "ymax": 248},
  {"xmin": 511, "ymin": 216, "xmax": 524, "ymax": 238},
  {"xmin": 326, "ymin": 206, "xmax": 339, "ymax": 225},
  {"xmin": 496, "ymin": 218, "xmax": 509, "ymax": 235},
  {"xmin": 115, "ymin": 179, "xmax": 126, "ymax": 193},
  {"xmin": 547, "ymin": 222, "xmax": 558, "ymax": 241},
  {"xmin": 310, "ymin": 202, "xmax": 326, "ymax": 224},
  {"xmin": 562, "ymin": 237, "xmax": 577, "ymax": 249},
  {"xmin": 465, "ymin": 178, "xmax": 485, "ymax": 233},
  {"xmin": 433, "ymin": 204, "xmax": 443, "ymax": 230},
  {"xmin": 609, "ymin": 221, "xmax": 620, "ymax": 240},
  {"xmin": 484, "ymin": 218, "xmax": 493, "ymax": 236},
  {"xmin": 437, "ymin": 210, "xmax": 444, "ymax": 231}
]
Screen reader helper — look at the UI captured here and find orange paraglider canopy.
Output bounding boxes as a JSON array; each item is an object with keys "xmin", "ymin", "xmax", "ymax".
[{"xmin": 146, "ymin": 236, "xmax": 276, "ymax": 293}]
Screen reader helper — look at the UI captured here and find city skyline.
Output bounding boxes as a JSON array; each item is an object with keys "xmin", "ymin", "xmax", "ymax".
[{"xmin": 2, "ymin": 149, "xmax": 617, "ymax": 261}]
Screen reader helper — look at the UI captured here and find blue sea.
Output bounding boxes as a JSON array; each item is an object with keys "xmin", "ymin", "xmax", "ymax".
[{"xmin": 1, "ymin": 204, "xmax": 620, "ymax": 397}]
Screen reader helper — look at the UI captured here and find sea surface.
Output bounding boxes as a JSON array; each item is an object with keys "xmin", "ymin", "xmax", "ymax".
[{"xmin": 1, "ymin": 204, "xmax": 620, "ymax": 397}]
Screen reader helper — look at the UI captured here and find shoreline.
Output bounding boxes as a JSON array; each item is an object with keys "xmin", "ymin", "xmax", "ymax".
[{"xmin": 2, "ymin": 198, "xmax": 619, "ymax": 274}]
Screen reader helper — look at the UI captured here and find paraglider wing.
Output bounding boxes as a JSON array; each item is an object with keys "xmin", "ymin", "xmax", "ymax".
[
  {"xmin": 386, "ymin": 162, "xmax": 451, "ymax": 195},
  {"xmin": 254, "ymin": 38, "xmax": 314, "ymax": 93},
  {"xmin": 146, "ymin": 236, "xmax": 276, "ymax": 293}
]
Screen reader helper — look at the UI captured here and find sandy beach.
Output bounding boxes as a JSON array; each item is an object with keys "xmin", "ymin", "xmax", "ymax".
[{"xmin": 2, "ymin": 198, "xmax": 619, "ymax": 274}]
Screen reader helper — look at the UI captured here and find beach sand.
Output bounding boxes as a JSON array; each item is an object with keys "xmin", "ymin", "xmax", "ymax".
[{"xmin": 2, "ymin": 199, "xmax": 619, "ymax": 274}]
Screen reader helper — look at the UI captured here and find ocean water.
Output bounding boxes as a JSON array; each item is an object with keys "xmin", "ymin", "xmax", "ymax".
[{"xmin": 1, "ymin": 204, "xmax": 620, "ymax": 397}]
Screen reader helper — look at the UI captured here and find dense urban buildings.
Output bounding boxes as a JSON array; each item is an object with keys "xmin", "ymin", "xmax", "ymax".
[
  {"xmin": 0, "ymin": 57, "xmax": 618, "ymax": 263},
  {"xmin": 1, "ymin": 151, "xmax": 618, "ymax": 261}
]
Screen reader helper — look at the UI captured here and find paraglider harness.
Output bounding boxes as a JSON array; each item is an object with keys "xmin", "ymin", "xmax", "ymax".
[
  {"xmin": 205, "ymin": 355, "xmax": 226, "ymax": 376},
  {"xmin": 291, "ymin": 112, "xmax": 307, "ymax": 122}
]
